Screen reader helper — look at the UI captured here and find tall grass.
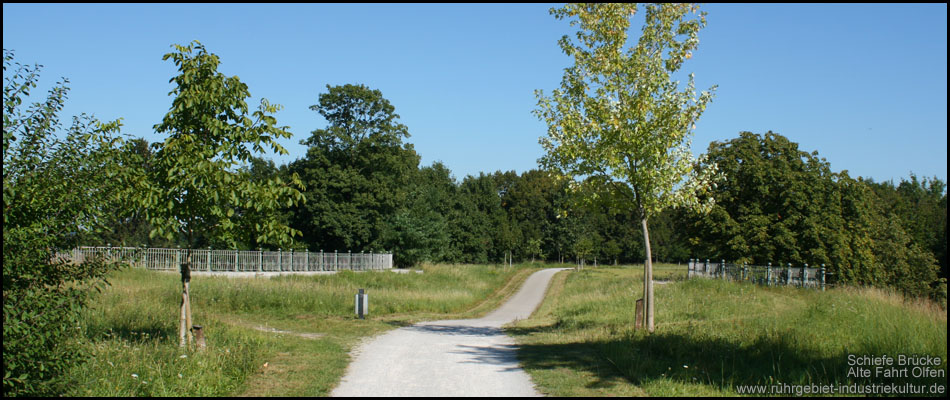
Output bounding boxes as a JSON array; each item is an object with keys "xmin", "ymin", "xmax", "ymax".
[
  {"xmin": 509, "ymin": 266, "xmax": 948, "ymax": 397},
  {"xmin": 67, "ymin": 263, "xmax": 537, "ymax": 396}
]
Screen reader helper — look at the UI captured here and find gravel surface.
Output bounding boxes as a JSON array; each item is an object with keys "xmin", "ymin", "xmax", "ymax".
[{"xmin": 331, "ymin": 268, "xmax": 571, "ymax": 397}]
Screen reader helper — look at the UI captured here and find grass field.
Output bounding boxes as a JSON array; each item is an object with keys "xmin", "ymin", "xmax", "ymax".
[
  {"xmin": 508, "ymin": 265, "xmax": 948, "ymax": 396},
  {"xmin": 66, "ymin": 263, "xmax": 546, "ymax": 396}
]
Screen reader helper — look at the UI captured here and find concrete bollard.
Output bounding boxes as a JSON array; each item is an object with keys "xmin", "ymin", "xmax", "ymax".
[{"xmin": 355, "ymin": 288, "xmax": 368, "ymax": 319}]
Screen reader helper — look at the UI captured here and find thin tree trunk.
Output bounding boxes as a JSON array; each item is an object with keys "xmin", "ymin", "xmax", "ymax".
[{"xmin": 641, "ymin": 217, "xmax": 655, "ymax": 333}]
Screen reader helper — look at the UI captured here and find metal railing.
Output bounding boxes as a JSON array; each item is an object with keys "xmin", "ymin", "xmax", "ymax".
[
  {"xmin": 60, "ymin": 246, "xmax": 393, "ymax": 272},
  {"xmin": 688, "ymin": 258, "xmax": 827, "ymax": 290}
]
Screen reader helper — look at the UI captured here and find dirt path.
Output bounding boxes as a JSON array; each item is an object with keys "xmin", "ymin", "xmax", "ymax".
[{"xmin": 330, "ymin": 268, "xmax": 571, "ymax": 397}]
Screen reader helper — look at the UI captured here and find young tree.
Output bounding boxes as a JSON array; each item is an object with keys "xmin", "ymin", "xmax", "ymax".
[
  {"xmin": 143, "ymin": 41, "xmax": 304, "ymax": 249},
  {"xmin": 535, "ymin": 3, "xmax": 718, "ymax": 332}
]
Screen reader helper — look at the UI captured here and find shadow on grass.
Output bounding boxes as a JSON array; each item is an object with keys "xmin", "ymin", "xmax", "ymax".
[
  {"xmin": 85, "ymin": 322, "xmax": 175, "ymax": 344},
  {"xmin": 508, "ymin": 325, "xmax": 944, "ymax": 394},
  {"xmin": 382, "ymin": 320, "xmax": 414, "ymax": 329}
]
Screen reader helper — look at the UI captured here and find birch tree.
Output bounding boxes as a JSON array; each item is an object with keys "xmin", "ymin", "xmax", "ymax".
[{"xmin": 535, "ymin": 3, "xmax": 719, "ymax": 333}]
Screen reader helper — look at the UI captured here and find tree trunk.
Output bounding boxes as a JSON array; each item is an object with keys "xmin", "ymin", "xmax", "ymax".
[{"xmin": 641, "ymin": 217, "xmax": 655, "ymax": 333}]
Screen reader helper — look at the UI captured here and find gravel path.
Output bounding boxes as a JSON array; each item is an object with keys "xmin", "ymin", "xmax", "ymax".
[{"xmin": 331, "ymin": 268, "xmax": 571, "ymax": 397}]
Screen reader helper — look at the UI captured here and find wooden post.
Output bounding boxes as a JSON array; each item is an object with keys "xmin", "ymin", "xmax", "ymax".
[
  {"xmin": 821, "ymin": 264, "xmax": 826, "ymax": 291},
  {"xmin": 635, "ymin": 298, "xmax": 644, "ymax": 330},
  {"xmin": 179, "ymin": 255, "xmax": 193, "ymax": 347},
  {"xmin": 193, "ymin": 325, "xmax": 206, "ymax": 351}
]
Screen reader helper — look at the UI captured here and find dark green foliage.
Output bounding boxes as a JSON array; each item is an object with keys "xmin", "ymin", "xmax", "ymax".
[
  {"xmin": 93, "ymin": 138, "xmax": 174, "ymax": 248},
  {"xmin": 3, "ymin": 49, "xmax": 125, "ymax": 396},
  {"xmin": 290, "ymin": 84, "xmax": 420, "ymax": 256},
  {"xmin": 144, "ymin": 41, "xmax": 305, "ymax": 249},
  {"xmin": 866, "ymin": 174, "xmax": 947, "ymax": 280},
  {"xmin": 453, "ymin": 173, "xmax": 508, "ymax": 264},
  {"xmin": 687, "ymin": 131, "xmax": 840, "ymax": 266},
  {"xmin": 685, "ymin": 131, "xmax": 942, "ymax": 299},
  {"xmin": 379, "ymin": 163, "xmax": 454, "ymax": 267}
]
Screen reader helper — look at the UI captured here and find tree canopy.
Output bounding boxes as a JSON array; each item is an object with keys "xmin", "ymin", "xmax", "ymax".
[
  {"xmin": 684, "ymin": 131, "xmax": 943, "ymax": 300},
  {"xmin": 289, "ymin": 84, "xmax": 420, "ymax": 255},
  {"xmin": 535, "ymin": 2, "xmax": 718, "ymax": 332},
  {"xmin": 143, "ymin": 40, "xmax": 305, "ymax": 249}
]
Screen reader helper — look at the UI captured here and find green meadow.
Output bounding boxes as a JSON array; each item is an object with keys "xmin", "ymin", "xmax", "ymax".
[
  {"xmin": 508, "ymin": 265, "xmax": 948, "ymax": 396},
  {"xmin": 66, "ymin": 263, "xmax": 542, "ymax": 396},
  {"xmin": 64, "ymin": 263, "xmax": 947, "ymax": 397}
]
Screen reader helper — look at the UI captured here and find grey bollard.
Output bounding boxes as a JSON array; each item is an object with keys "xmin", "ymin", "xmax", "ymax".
[{"xmin": 355, "ymin": 288, "xmax": 368, "ymax": 319}]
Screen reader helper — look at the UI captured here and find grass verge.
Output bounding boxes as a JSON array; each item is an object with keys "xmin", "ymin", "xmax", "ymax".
[
  {"xmin": 508, "ymin": 265, "xmax": 948, "ymax": 397},
  {"xmin": 66, "ymin": 263, "xmax": 541, "ymax": 396}
]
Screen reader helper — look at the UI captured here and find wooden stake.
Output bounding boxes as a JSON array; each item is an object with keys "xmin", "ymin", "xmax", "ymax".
[
  {"xmin": 635, "ymin": 298, "xmax": 644, "ymax": 330},
  {"xmin": 179, "ymin": 289, "xmax": 187, "ymax": 347},
  {"xmin": 193, "ymin": 325, "xmax": 206, "ymax": 351},
  {"xmin": 185, "ymin": 281, "xmax": 193, "ymax": 346},
  {"xmin": 179, "ymin": 256, "xmax": 193, "ymax": 347}
]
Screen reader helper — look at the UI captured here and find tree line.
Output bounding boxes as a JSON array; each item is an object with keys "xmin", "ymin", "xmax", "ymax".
[{"xmin": 89, "ymin": 82, "xmax": 947, "ymax": 305}]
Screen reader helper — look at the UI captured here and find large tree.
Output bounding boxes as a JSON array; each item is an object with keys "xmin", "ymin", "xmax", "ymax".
[
  {"xmin": 143, "ymin": 41, "xmax": 304, "ymax": 249},
  {"xmin": 867, "ymin": 175, "xmax": 947, "ymax": 280},
  {"xmin": 290, "ymin": 84, "xmax": 420, "ymax": 253},
  {"xmin": 686, "ymin": 131, "xmax": 941, "ymax": 300},
  {"xmin": 535, "ymin": 3, "xmax": 718, "ymax": 332}
]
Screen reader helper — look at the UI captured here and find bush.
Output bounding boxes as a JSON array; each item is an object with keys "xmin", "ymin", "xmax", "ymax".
[
  {"xmin": 3, "ymin": 49, "xmax": 127, "ymax": 396},
  {"xmin": 2, "ymin": 227, "xmax": 115, "ymax": 395}
]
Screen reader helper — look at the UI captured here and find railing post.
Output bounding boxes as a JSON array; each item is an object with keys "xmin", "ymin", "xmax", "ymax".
[
  {"xmin": 704, "ymin": 259, "xmax": 709, "ymax": 277},
  {"xmin": 259, "ymin": 248, "xmax": 263, "ymax": 272},
  {"xmin": 821, "ymin": 264, "xmax": 826, "ymax": 291},
  {"xmin": 786, "ymin": 263, "xmax": 792, "ymax": 286},
  {"xmin": 320, "ymin": 250, "xmax": 324, "ymax": 271},
  {"xmin": 176, "ymin": 246, "xmax": 181, "ymax": 268},
  {"xmin": 767, "ymin": 263, "xmax": 772, "ymax": 286},
  {"xmin": 335, "ymin": 250, "xmax": 338, "ymax": 271},
  {"xmin": 278, "ymin": 248, "xmax": 283, "ymax": 272},
  {"xmin": 721, "ymin": 259, "xmax": 726, "ymax": 280},
  {"xmin": 802, "ymin": 263, "xmax": 808, "ymax": 288}
]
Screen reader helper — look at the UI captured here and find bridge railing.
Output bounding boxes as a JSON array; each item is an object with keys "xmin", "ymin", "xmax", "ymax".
[
  {"xmin": 59, "ymin": 246, "xmax": 393, "ymax": 272},
  {"xmin": 687, "ymin": 258, "xmax": 827, "ymax": 290}
]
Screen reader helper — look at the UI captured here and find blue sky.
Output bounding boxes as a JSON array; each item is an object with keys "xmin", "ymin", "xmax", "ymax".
[{"xmin": 3, "ymin": 3, "xmax": 947, "ymax": 184}]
